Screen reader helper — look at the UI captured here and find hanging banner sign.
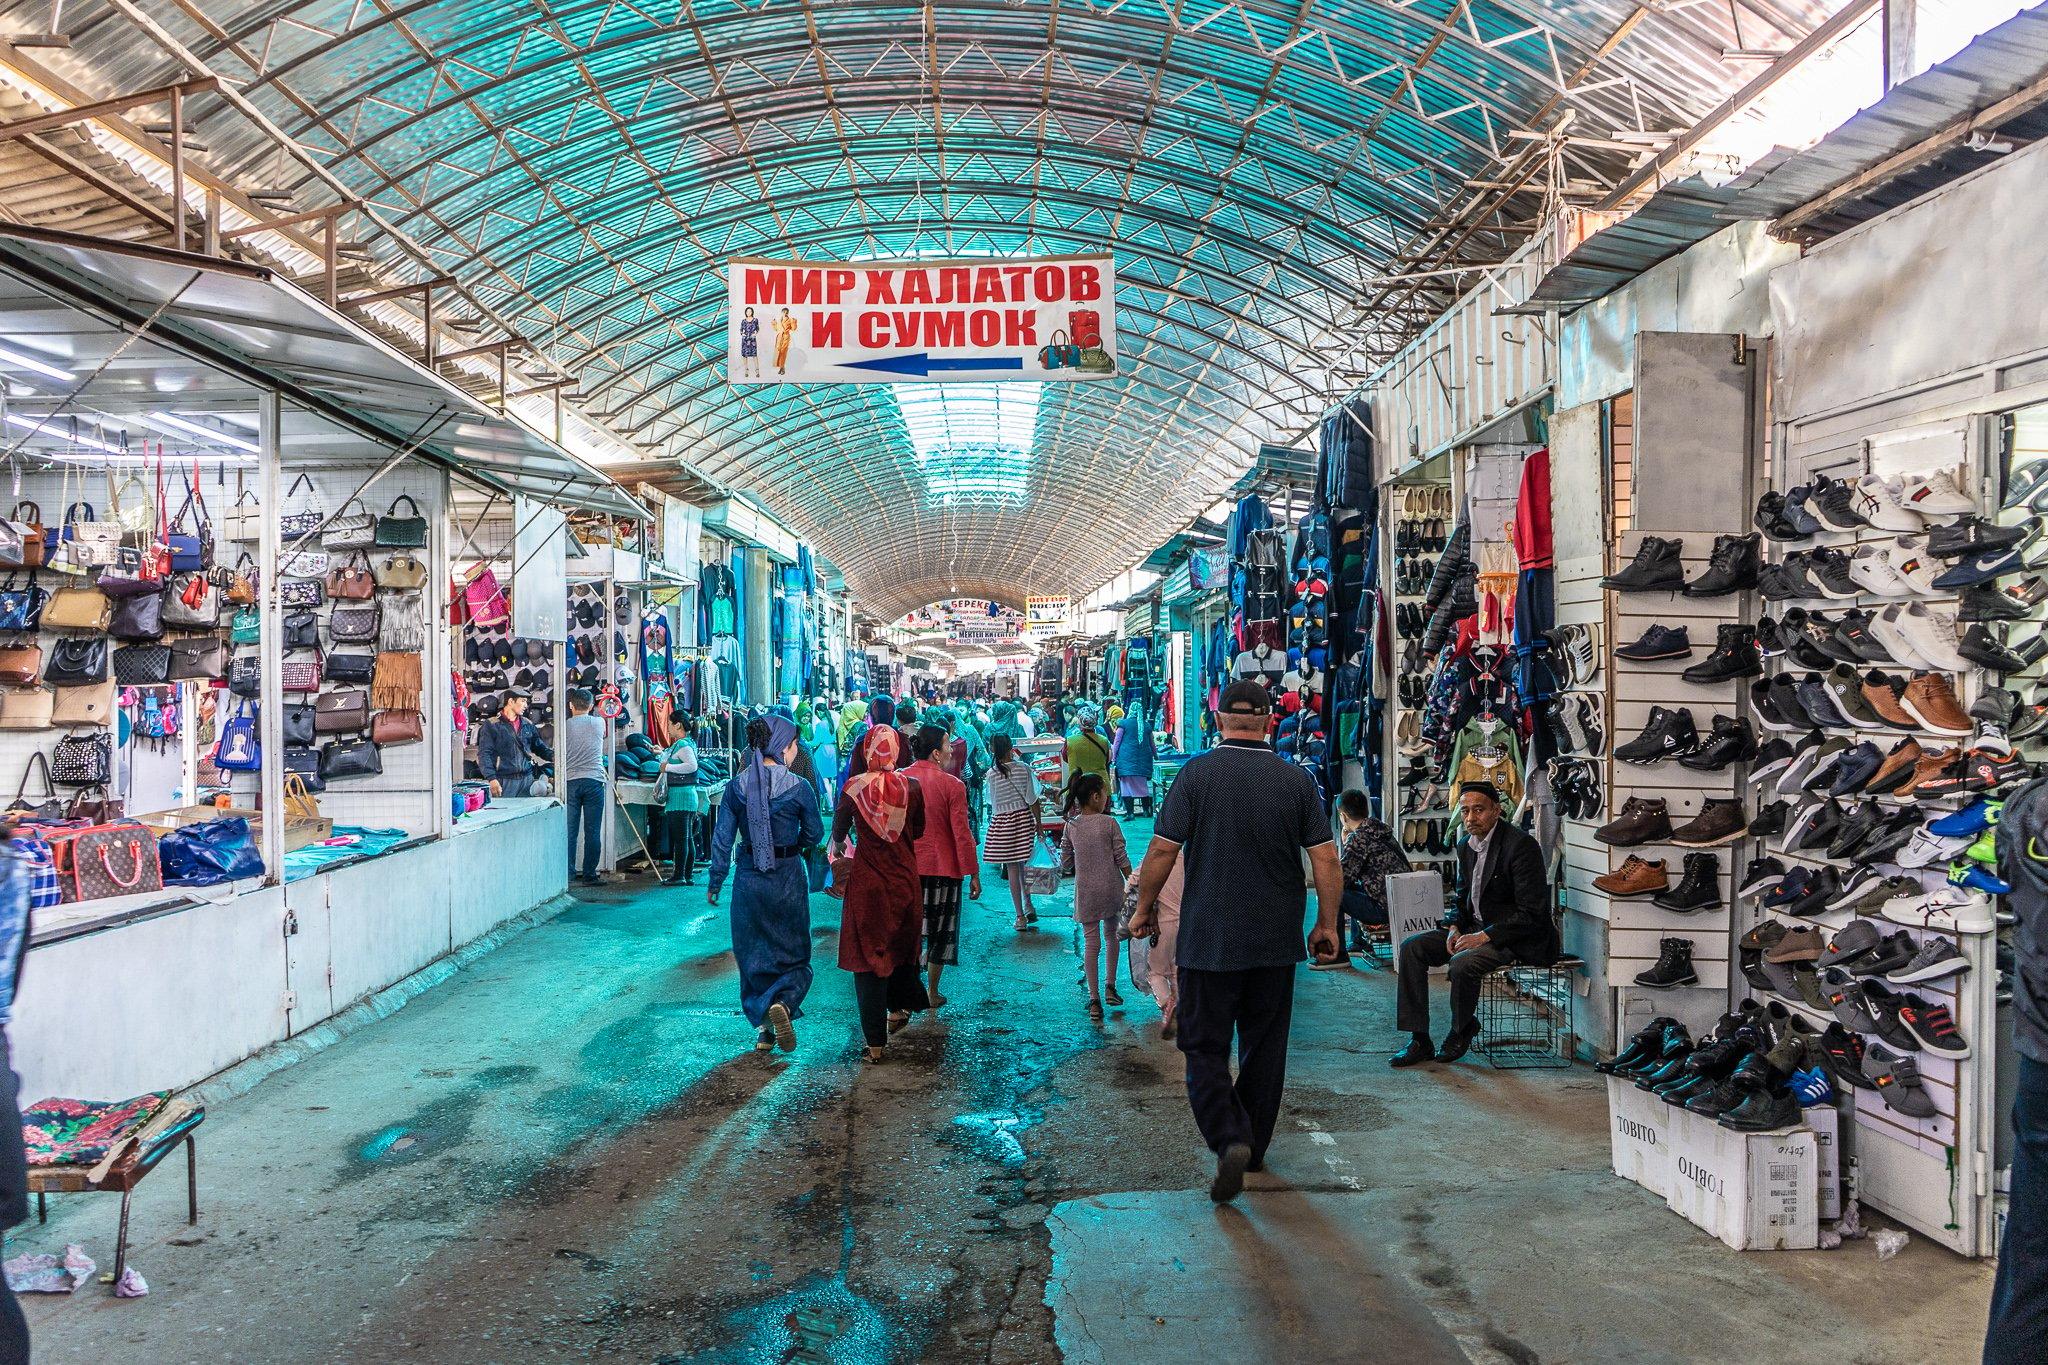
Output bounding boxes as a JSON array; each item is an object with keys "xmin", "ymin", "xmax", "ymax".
[
  {"xmin": 727, "ymin": 254, "xmax": 1118, "ymax": 384},
  {"xmin": 1025, "ymin": 595, "xmax": 1071, "ymax": 641}
]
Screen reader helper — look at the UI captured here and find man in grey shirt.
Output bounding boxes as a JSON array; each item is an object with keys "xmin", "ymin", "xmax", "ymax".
[{"xmin": 562, "ymin": 688, "xmax": 608, "ymax": 885}]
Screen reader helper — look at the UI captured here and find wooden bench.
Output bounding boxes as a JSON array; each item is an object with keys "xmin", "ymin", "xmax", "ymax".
[{"xmin": 28, "ymin": 1107, "xmax": 203, "ymax": 1284}]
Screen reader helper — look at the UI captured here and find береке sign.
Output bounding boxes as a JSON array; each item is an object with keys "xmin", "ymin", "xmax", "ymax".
[{"xmin": 726, "ymin": 254, "xmax": 1118, "ymax": 384}]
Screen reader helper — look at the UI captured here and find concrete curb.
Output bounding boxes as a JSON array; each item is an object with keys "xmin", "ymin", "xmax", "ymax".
[{"xmin": 183, "ymin": 891, "xmax": 579, "ymax": 1109}]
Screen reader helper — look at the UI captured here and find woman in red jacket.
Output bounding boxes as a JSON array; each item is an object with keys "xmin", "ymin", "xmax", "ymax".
[
  {"xmin": 906, "ymin": 725, "xmax": 981, "ymax": 1007},
  {"xmin": 832, "ymin": 726, "xmax": 930, "ymax": 1062}
]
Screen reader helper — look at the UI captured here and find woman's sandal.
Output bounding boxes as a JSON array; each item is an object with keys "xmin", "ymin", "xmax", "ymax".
[
  {"xmin": 1086, "ymin": 999, "xmax": 1104, "ymax": 1022},
  {"xmin": 862, "ymin": 1046, "xmax": 886, "ymax": 1065},
  {"xmin": 1104, "ymin": 986, "xmax": 1124, "ymax": 1007},
  {"xmin": 887, "ymin": 1010, "xmax": 911, "ymax": 1034}
]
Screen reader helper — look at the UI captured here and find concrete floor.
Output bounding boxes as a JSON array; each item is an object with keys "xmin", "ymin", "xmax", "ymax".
[{"xmin": 11, "ymin": 815, "xmax": 1997, "ymax": 1363}]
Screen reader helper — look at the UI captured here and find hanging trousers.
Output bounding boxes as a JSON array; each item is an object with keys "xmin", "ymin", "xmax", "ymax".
[{"xmin": 1175, "ymin": 964, "xmax": 1295, "ymax": 1160}]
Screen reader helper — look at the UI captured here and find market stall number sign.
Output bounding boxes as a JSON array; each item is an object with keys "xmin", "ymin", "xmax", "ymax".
[{"xmin": 727, "ymin": 255, "xmax": 1118, "ymax": 384}]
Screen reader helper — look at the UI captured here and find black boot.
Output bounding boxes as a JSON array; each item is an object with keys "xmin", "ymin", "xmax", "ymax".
[
  {"xmin": 1652, "ymin": 853, "xmax": 1722, "ymax": 913},
  {"xmin": 1684, "ymin": 532, "xmax": 1762, "ymax": 597},
  {"xmin": 1634, "ymin": 937, "xmax": 1699, "ymax": 988},
  {"xmin": 1597, "ymin": 1016, "xmax": 1679, "ymax": 1074},
  {"xmin": 1603, "ymin": 536, "xmax": 1687, "ymax": 592},
  {"xmin": 1681, "ymin": 623, "xmax": 1764, "ymax": 684},
  {"xmin": 1614, "ymin": 706, "xmax": 1698, "ymax": 764}
]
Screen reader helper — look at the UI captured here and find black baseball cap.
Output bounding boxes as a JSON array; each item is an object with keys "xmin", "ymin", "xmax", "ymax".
[{"xmin": 1219, "ymin": 680, "xmax": 1272, "ymax": 714}]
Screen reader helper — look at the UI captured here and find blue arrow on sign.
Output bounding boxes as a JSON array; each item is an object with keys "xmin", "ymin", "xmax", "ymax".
[{"xmin": 839, "ymin": 353, "xmax": 1026, "ymax": 378}]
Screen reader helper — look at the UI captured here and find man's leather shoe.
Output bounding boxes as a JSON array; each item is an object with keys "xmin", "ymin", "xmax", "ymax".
[
  {"xmin": 1437, "ymin": 1023, "xmax": 1480, "ymax": 1063},
  {"xmin": 1390, "ymin": 1037, "xmax": 1436, "ymax": 1068}
]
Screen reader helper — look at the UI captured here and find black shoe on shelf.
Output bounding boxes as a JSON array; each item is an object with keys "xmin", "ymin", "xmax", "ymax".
[
  {"xmin": 1652, "ymin": 853, "xmax": 1723, "ymax": 913},
  {"xmin": 1748, "ymin": 799, "xmax": 1790, "ymax": 840},
  {"xmin": 1605, "ymin": 536, "xmax": 1688, "ymax": 592},
  {"xmin": 1615, "ymin": 706, "xmax": 1699, "ymax": 764},
  {"xmin": 1635, "ymin": 937, "xmax": 1699, "ymax": 989},
  {"xmin": 1682, "ymin": 623, "xmax": 1764, "ymax": 683},
  {"xmin": 1680, "ymin": 715, "xmax": 1758, "ymax": 771},
  {"xmin": 1617, "ymin": 623, "xmax": 1693, "ymax": 661},
  {"xmin": 1598, "ymin": 1016, "xmax": 1680, "ymax": 1074},
  {"xmin": 1684, "ymin": 533, "xmax": 1762, "ymax": 596}
]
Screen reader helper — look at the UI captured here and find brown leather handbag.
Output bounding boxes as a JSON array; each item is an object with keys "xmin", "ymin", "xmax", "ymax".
[
  {"xmin": 325, "ymin": 553, "xmax": 376, "ymax": 601},
  {"xmin": 314, "ymin": 688, "xmax": 370, "ymax": 734},
  {"xmin": 0, "ymin": 643, "xmax": 40, "ymax": 686},
  {"xmin": 371, "ymin": 708, "xmax": 423, "ymax": 746}
]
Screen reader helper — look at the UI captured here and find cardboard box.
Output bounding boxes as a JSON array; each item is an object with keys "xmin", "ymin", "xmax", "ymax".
[
  {"xmin": 1665, "ymin": 1111, "xmax": 1819, "ymax": 1251},
  {"xmin": 1807, "ymin": 1103, "xmax": 1842, "ymax": 1222},
  {"xmin": 1385, "ymin": 870, "xmax": 1446, "ymax": 944},
  {"xmin": 1607, "ymin": 1075, "xmax": 1675, "ymax": 1197}
]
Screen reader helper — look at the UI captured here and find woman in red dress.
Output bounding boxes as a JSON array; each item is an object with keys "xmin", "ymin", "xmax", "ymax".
[{"xmin": 833, "ymin": 726, "xmax": 930, "ymax": 1062}]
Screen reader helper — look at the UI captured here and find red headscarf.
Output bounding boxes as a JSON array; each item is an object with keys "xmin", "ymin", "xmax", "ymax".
[{"xmin": 845, "ymin": 725, "xmax": 911, "ymax": 841}]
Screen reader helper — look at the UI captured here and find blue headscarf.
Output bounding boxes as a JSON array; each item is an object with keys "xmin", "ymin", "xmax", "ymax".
[{"xmin": 747, "ymin": 714, "xmax": 800, "ymax": 873}]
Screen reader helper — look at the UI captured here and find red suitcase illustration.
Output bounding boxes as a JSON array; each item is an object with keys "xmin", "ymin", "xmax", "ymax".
[{"xmin": 1068, "ymin": 308, "xmax": 1101, "ymax": 349}]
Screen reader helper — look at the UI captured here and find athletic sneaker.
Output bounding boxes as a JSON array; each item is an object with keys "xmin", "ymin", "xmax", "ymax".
[
  {"xmin": 1897, "ymin": 994, "xmax": 1970, "ymax": 1059},
  {"xmin": 1853, "ymin": 475, "xmax": 1927, "ymax": 532},
  {"xmin": 1881, "ymin": 886, "xmax": 1996, "ymax": 934},
  {"xmin": 1848, "ymin": 542, "xmax": 1920, "ymax": 596},
  {"xmin": 1885, "ymin": 937, "xmax": 1970, "ymax": 985},
  {"xmin": 1737, "ymin": 856, "xmax": 1788, "ymax": 899},
  {"xmin": 1897, "ymin": 468, "xmax": 1977, "ymax": 517}
]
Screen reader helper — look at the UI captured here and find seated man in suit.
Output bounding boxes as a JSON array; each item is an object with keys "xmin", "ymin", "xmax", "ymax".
[{"xmin": 1391, "ymin": 780, "xmax": 1558, "ymax": 1067}]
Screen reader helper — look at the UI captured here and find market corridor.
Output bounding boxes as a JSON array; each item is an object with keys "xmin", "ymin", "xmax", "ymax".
[{"xmin": 15, "ymin": 841, "xmax": 1992, "ymax": 1364}]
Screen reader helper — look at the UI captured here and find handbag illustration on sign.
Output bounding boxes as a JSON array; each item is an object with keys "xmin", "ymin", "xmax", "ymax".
[{"xmin": 1037, "ymin": 329, "xmax": 1079, "ymax": 369}]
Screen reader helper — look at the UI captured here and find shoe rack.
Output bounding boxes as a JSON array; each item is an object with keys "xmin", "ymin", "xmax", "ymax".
[
  {"xmin": 1384, "ymin": 461, "xmax": 1454, "ymax": 868},
  {"xmin": 1744, "ymin": 423, "xmax": 2010, "ymax": 1257},
  {"xmin": 1601, "ymin": 530, "xmax": 1749, "ymax": 1010}
]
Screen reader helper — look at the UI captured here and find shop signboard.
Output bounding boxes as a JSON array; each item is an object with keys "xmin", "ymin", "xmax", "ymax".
[
  {"xmin": 1025, "ymin": 595, "xmax": 1070, "ymax": 641},
  {"xmin": 511, "ymin": 496, "xmax": 567, "ymax": 642},
  {"xmin": 726, "ymin": 254, "xmax": 1117, "ymax": 384},
  {"xmin": 1384, "ymin": 870, "xmax": 1445, "ymax": 946}
]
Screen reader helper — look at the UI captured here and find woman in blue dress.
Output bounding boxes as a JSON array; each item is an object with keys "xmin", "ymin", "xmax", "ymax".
[
  {"xmin": 707, "ymin": 714, "xmax": 823, "ymax": 1052},
  {"xmin": 737, "ymin": 306, "xmax": 762, "ymax": 380}
]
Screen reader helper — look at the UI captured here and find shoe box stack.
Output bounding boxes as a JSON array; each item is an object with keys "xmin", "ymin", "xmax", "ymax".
[
  {"xmin": 1733, "ymin": 460, "xmax": 2014, "ymax": 1241},
  {"xmin": 1389, "ymin": 479, "xmax": 1452, "ymax": 864},
  {"xmin": 1595, "ymin": 528, "xmax": 1763, "ymax": 1002}
]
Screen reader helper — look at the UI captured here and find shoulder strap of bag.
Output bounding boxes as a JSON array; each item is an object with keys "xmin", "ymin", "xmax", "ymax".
[
  {"xmin": 15, "ymin": 750, "xmax": 53, "ymax": 803},
  {"xmin": 10, "ymin": 502, "xmax": 36, "ymax": 523}
]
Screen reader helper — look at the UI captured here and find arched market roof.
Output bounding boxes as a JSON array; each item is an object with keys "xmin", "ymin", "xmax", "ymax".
[{"xmin": 31, "ymin": 0, "xmax": 1843, "ymax": 618}]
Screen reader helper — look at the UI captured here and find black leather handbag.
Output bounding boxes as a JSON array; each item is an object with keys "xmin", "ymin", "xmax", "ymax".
[
  {"xmin": 43, "ymin": 636, "xmax": 108, "ymax": 687},
  {"xmin": 323, "ymin": 651, "xmax": 375, "ymax": 684},
  {"xmin": 283, "ymin": 701, "xmax": 317, "ymax": 746},
  {"xmin": 112, "ymin": 643, "xmax": 172, "ymax": 686},
  {"xmin": 283, "ymin": 610, "xmax": 322, "ymax": 651},
  {"xmin": 282, "ymin": 745, "xmax": 324, "ymax": 792},
  {"xmin": 318, "ymin": 736, "xmax": 381, "ymax": 780},
  {"xmin": 108, "ymin": 590, "xmax": 164, "ymax": 641},
  {"xmin": 374, "ymin": 494, "xmax": 428, "ymax": 548},
  {"xmin": 167, "ymin": 635, "xmax": 230, "ymax": 682},
  {"xmin": 227, "ymin": 654, "xmax": 261, "ymax": 697}
]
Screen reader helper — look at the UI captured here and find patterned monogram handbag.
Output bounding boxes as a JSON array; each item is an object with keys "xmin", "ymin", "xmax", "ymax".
[{"xmin": 60, "ymin": 821, "xmax": 163, "ymax": 903}]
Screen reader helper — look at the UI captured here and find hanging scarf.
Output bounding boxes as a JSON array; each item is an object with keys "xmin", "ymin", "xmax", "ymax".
[
  {"xmin": 845, "ymin": 726, "xmax": 911, "ymax": 842},
  {"xmin": 746, "ymin": 714, "xmax": 799, "ymax": 873}
]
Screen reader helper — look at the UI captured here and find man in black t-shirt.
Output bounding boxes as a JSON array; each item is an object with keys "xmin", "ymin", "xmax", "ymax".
[{"xmin": 1130, "ymin": 680, "xmax": 1344, "ymax": 1203}]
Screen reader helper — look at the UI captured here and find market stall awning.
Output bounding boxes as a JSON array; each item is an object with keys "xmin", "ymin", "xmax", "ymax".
[{"xmin": 0, "ymin": 224, "xmax": 646, "ymax": 519}]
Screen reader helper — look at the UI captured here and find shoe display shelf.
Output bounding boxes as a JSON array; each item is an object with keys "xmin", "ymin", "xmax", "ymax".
[
  {"xmin": 1738, "ymin": 442, "xmax": 2013, "ymax": 1257},
  {"xmin": 1606, "ymin": 1073, "xmax": 1834, "ymax": 1251},
  {"xmin": 1598, "ymin": 529, "xmax": 1750, "ymax": 1014},
  {"xmin": 1381, "ymin": 475, "xmax": 1454, "ymax": 868}
]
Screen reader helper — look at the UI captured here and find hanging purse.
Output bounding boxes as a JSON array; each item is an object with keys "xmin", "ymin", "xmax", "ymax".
[
  {"xmin": 94, "ymin": 544, "xmax": 164, "ymax": 599},
  {"xmin": 167, "ymin": 634, "xmax": 231, "ymax": 682},
  {"xmin": 376, "ymin": 590, "xmax": 426, "ymax": 652},
  {"xmin": 0, "ymin": 575, "xmax": 46, "ymax": 633},
  {"xmin": 328, "ymin": 604, "xmax": 380, "ymax": 644},
  {"xmin": 59, "ymin": 501, "xmax": 120, "ymax": 568},
  {"xmin": 315, "ymin": 689, "xmax": 370, "ymax": 734},
  {"xmin": 65, "ymin": 785, "xmax": 123, "ymax": 824},
  {"xmin": 3, "ymin": 503, "xmax": 44, "ymax": 571},
  {"xmin": 371, "ymin": 709, "xmax": 424, "ymax": 746},
  {"xmin": 283, "ymin": 610, "xmax": 322, "ymax": 651},
  {"xmin": 161, "ymin": 570, "xmax": 220, "ymax": 628},
  {"xmin": 0, "ymin": 686, "xmax": 53, "ymax": 732},
  {"xmin": 224, "ymin": 552, "xmax": 258, "ymax": 606},
  {"xmin": 51, "ymin": 677, "xmax": 115, "ymax": 727},
  {"xmin": 43, "ymin": 637, "xmax": 108, "ymax": 687},
  {"xmin": 6, "ymin": 753, "xmax": 61, "ymax": 821},
  {"xmin": 279, "ymin": 473, "xmax": 324, "ymax": 539},
  {"xmin": 374, "ymin": 495, "xmax": 428, "ymax": 549},
  {"xmin": 112, "ymin": 643, "xmax": 172, "ymax": 686},
  {"xmin": 323, "ymin": 497, "xmax": 376, "ymax": 551},
  {"xmin": 0, "ymin": 644, "xmax": 40, "ymax": 687},
  {"xmin": 50, "ymin": 731, "xmax": 113, "ymax": 785},
  {"xmin": 325, "ymin": 554, "xmax": 376, "ymax": 601},
  {"xmin": 111, "ymin": 470, "xmax": 154, "ymax": 541},
  {"xmin": 227, "ymin": 654, "xmax": 262, "ymax": 697},
  {"xmin": 213, "ymin": 703, "xmax": 261, "ymax": 770},
  {"xmin": 318, "ymin": 736, "xmax": 382, "ymax": 780},
  {"xmin": 40, "ymin": 584, "xmax": 111, "ymax": 632},
  {"xmin": 229, "ymin": 606, "xmax": 261, "ymax": 646},
  {"xmin": 282, "ymin": 747, "xmax": 325, "ymax": 792},
  {"xmin": 280, "ymin": 656, "xmax": 321, "ymax": 693},
  {"xmin": 108, "ymin": 590, "xmax": 165, "ymax": 642},
  {"xmin": 374, "ymin": 552, "xmax": 429, "ymax": 590},
  {"xmin": 283, "ymin": 700, "xmax": 317, "ymax": 746},
  {"xmin": 279, "ymin": 546, "xmax": 331, "ymax": 579},
  {"xmin": 279, "ymin": 577, "xmax": 324, "ymax": 609},
  {"xmin": 284, "ymin": 772, "xmax": 324, "ymax": 819},
  {"xmin": 166, "ymin": 479, "xmax": 213, "ymax": 572},
  {"xmin": 323, "ymin": 651, "xmax": 375, "ymax": 685}
]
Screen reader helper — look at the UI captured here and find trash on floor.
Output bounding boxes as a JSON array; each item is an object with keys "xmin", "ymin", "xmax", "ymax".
[
  {"xmin": 4, "ymin": 1244, "xmax": 95, "ymax": 1293},
  {"xmin": 1873, "ymin": 1228, "xmax": 1910, "ymax": 1261},
  {"xmin": 113, "ymin": 1267, "xmax": 148, "ymax": 1298}
]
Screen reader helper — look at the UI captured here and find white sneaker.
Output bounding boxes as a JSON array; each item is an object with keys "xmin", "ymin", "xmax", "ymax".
[
  {"xmin": 1892, "ymin": 826, "xmax": 1972, "ymax": 870},
  {"xmin": 1853, "ymin": 476, "xmax": 1927, "ymax": 532},
  {"xmin": 1847, "ymin": 544, "xmax": 1917, "ymax": 597},
  {"xmin": 1897, "ymin": 467, "xmax": 1977, "ymax": 516},
  {"xmin": 1869, "ymin": 605, "xmax": 1934, "ymax": 670},
  {"xmin": 1893, "ymin": 602, "xmax": 1972, "ymax": 672},
  {"xmin": 1881, "ymin": 885, "xmax": 1995, "ymax": 933},
  {"xmin": 1885, "ymin": 537, "xmax": 1946, "ymax": 595}
]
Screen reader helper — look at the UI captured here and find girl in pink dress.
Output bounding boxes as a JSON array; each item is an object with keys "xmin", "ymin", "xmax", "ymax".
[{"xmin": 1059, "ymin": 773, "xmax": 1130, "ymax": 1022}]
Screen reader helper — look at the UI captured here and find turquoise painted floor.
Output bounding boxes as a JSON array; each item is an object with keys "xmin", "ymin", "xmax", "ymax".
[{"xmin": 12, "ymin": 813, "xmax": 1994, "ymax": 1363}]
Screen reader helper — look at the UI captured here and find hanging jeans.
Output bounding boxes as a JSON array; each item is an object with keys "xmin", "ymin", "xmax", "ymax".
[
  {"xmin": 1989, "ymin": 1054, "xmax": 2048, "ymax": 1363},
  {"xmin": 565, "ymin": 778, "xmax": 605, "ymax": 880}
]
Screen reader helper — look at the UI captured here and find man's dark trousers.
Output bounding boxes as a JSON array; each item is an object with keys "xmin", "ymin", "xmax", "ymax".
[
  {"xmin": 1396, "ymin": 928, "xmax": 1512, "ymax": 1036},
  {"xmin": 1176, "ymin": 964, "xmax": 1295, "ymax": 1161},
  {"xmin": 566, "ymin": 777, "xmax": 604, "ymax": 880},
  {"xmin": 1989, "ymin": 1054, "xmax": 2048, "ymax": 1363}
]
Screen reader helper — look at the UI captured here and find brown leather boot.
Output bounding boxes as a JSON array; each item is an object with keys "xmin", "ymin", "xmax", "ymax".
[{"xmin": 1593, "ymin": 855, "xmax": 1668, "ymax": 897}]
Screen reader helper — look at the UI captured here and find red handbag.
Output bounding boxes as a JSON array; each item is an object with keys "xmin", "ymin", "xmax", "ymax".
[
  {"xmin": 53, "ymin": 820, "xmax": 162, "ymax": 902},
  {"xmin": 1068, "ymin": 308, "xmax": 1102, "ymax": 348}
]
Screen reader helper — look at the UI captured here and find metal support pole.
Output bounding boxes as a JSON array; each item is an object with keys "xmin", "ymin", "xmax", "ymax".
[
  {"xmin": 322, "ymin": 217, "xmax": 337, "ymax": 307},
  {"xmin": 202, "ymin": 186, "xmax": 218, "ymax": 256},
  {"xmin": 256, "ymin": 390, "xmax": 284, "ymax": 883},
  {"xmin": 169, "ymin": 84, "xmax": 185, "ymax": 251}
]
